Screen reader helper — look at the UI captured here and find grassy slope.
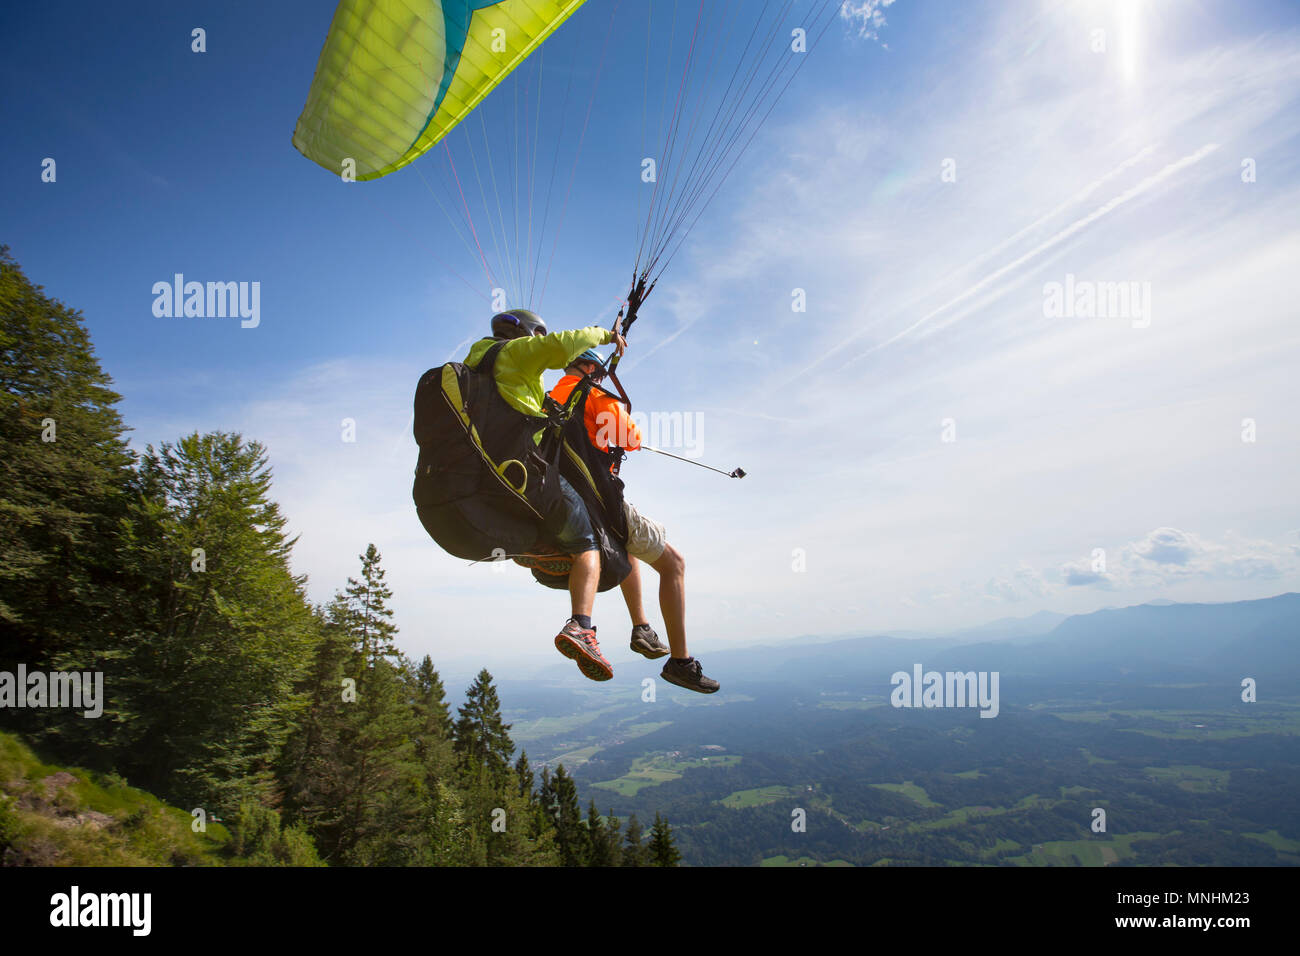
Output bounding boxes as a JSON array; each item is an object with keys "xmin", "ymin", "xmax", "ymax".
[{"xmin": 0, "ymin": 731, "xmax": 233, "ymax": 866}]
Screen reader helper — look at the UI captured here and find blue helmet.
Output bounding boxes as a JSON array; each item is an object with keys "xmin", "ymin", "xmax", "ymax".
[{"xmin": 568, "ymin": 349, "xmax": 606, "ymax": 377}]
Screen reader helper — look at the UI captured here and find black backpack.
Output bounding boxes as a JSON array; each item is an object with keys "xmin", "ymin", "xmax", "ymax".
[{"xmin": 412, "ymin": 340, "xmax": 630, "ymax": 592}]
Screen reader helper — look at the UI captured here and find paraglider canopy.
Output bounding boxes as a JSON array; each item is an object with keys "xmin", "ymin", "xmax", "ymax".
[
  {"xmin": 293, "ymin": 0, "xmax": 844, "ymax": 320},
  {"xmin": 293, "ymin": 0, "xmax": 588, "ymax": 181}
]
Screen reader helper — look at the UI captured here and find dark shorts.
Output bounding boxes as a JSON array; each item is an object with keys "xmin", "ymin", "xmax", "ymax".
[{"xmin": 544, "ymin": 475, "xmax": 597, "ymax": 555}]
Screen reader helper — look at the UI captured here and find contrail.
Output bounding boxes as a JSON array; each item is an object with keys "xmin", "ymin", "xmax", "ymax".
[
  {"xmin": 626, "ymin": 320, "xmax": 692, "ymax": 368},
  {"xmin": 782, "ymin": 145, "xmax": 1160, "ymax": 386},
  {"xmin": 839, "ymin": 143, "xmax": 1220, "ymax": 367},
  {"xmin": 635, "ymin": 148, "xmax": 1161, "ymax": 378},
  {"xmin": 961, "ymin": 144, "xmax": 1157, "ymax": 275},
  {"xmin": 443, "ymin": 335, "xmax": 475, "ymax": 363}
]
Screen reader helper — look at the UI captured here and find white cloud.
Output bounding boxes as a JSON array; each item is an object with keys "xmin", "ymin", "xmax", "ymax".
[
  {"xmin": 840, "ymin": 0, "xmax": 897, "ymax": 42},
  {"xmin": 1061, "ymin": 528, "xmax": 1300, "ymax": 590},
  {"xmin": 1062, "ymin": 565, "xmax": 1114, "ymax": 589}
]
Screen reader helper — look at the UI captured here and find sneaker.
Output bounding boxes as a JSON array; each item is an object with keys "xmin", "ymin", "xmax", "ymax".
[
  {"xmin": 660, "ymin": 656, "xmax": 719, "ymax": 694},
  {"xmin": 555, "ymin": 620, "xmax": 614, "ymax": 682},
  {"xmin": 630, "ymin": 623, "xmax": 670, "ymax": 660}
]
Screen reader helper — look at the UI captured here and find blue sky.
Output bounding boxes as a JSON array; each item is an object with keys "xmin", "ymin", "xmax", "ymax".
[{"xmin": 3, "ymin": 0, "xmax": 1299, "ymax": 675}]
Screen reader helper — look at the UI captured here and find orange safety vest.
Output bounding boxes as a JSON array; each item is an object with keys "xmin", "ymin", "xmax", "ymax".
[{"xmin": 550, "ymin": 374, "xmax": 642, "ymax": 454}]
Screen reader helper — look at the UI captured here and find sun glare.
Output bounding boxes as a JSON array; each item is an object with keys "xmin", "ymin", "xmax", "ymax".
[{"xmin": 1117, "ymin": 0, "xmax": 1143, "ymax": 83}]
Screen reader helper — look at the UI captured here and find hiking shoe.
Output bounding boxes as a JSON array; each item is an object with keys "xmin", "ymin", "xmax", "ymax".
[
  {"xmin": 630, "ymin": 623, "xmax": 670, "ymax": 660},
  {"xmin": 660, "ymin": 656, "xmax": 719, "ymax": 694},
  {"xmin": 555, "ymin": 620, "xmax": 614, "ymax": 682}
]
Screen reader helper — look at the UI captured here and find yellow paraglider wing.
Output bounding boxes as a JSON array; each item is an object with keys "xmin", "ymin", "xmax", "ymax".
[{"xmin": 293, "ymin": 0, "xmax": 587, "ymax": 181}]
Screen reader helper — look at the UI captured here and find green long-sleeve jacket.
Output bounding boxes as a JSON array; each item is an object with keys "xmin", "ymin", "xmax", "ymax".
[{"xmin": 465, "ymin": 326, "xmax": 613, "ymax": 441}]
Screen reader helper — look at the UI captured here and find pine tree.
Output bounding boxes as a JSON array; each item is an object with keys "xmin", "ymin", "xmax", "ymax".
[
  {"xmin": 648, "ymin": 812, "xmax": 682, "ymax": 867},
  {"xmin": 334, "ymin": 651, "xmax": 425, "ymax": 865},
  {"xmin": 452, "ymin": 669, "xmax": 515, "ymax": 785},
  {"xmin": 0, "ymin": 246, "xmax": 135, "ymax": 755},
  {"xmin": 114, "ymin": 432, "xmax": 320, "ymax": 810},
  {"xmin": 537, "ymin": 765, "xmax": 554, "ymax": 807},
  {"xmin": 283, "ymin": 551, "xmax": 423, "ymax": 864},
  {"xmin": 515, "ymin": 752, "xmax": 535, "ymax": 802},
  {"xmin": 585, "ymin": 799, "xmax": 614, "ymax": 866},
  {"xmin": 548, "ymin": 765, "xmax": 585, "ymax": 866},
  {"xmin": 451, "ymin": 671, "xmax": 547, "ymax": 865},
  {"xmin": 412, "ymin": 656, "xmax": 455, "ymax": 789},
  {"xmin": 415, "ymin": 655, "xmax": 452, "ymax": 737},
  {"xmin": 426, "ymin": 779, "xmax": 483, "ymax": 866},
  {"xmin": 487, "ymin": 771, "xmax": 544, "ymax": 866},
  {"xmin": 621, "ymin": 813, "xmax": 647, "ymax": 867},
  {"xmin": 343, "ymin": 544, "xmax": 398, "ymax": 668},
  {"xmin": 604, "ymin": 808, "xmax": 623, "ymax": 868},
  {"xmin": 534, "ymin": 765, "xmax": 557, "ymax": 842},
  {"xmin": 518, "ymin": 759, "xmax": 560, "ymax": 866},
  {"xmin": 280, "ymin": 599, "xmax": 352, "ymax": 840}
]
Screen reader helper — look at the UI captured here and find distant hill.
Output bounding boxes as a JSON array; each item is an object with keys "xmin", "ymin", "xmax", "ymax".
[
  {"xmin": 652, "ymin": 593, "xmax": 1300, "ymax": 696},
  {"xmin": 946, "ymin": 610, "xmax": 1070, "ymax": 642},
  {"xmin": 969, "ymin": 592, "xmax": 1300, "ymax": 683}
]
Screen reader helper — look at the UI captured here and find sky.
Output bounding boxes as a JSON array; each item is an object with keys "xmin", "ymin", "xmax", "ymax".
[{"xmin": 3, "ymin": 0, "xmax": 1299, "ymax": 675}]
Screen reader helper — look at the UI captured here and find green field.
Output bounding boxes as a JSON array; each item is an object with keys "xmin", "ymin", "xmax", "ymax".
[
  {"xmin": 514, "ymin": 712, "xmax": 674, "ymax": 766},
  {"xmin": 1051, "ymin": 706, "xmax": 1300, "ymax": 740},
  {"xmin": 910, "ymin": 806, "xmax": 990, "ymax": 831},
  {"xmin": 871, "ymin": 781, "xmax": 940, "ymax": 808},
  {"xmin": 594, "ymin": 752, "xmax": 742, "ymax": 796},
  {"xmin": 676, "ymin": 693, "xmax": 756, "ymax": 707},
  {"xmin": 1059, "ymin": 785, "xmax": 1100, "ymax": 798},
  {"xmin": 547, "ymin": 744, "xmax": 604, "ymax": 768},
  {"xmin": 620, "ymin": 721, "xmax": 674, "ymax": 738},
  {"xmin": 1142, "ymin": 765, "xmax": 1230, "ymax": 792},
  {"xmin": 892, "ymin": 797, "xmax": 1043, "ymax": 836},
  {"xmin": 509, "ymin": 704, "xmax": 626, "ymax": 747},
  {"xmin": 1079, "ymin": 748, "xmax": 1116, "ymax": 765},
  {"xmin": 818, "ymin": 700, "xmax": 887, "ymax": 711},
  {"xmin": 1242, "ymin": 829, "xmax": 1300, "ymax": 853},
  {"xmin": 720, "ymin": 785, "xmax": 798, "ymax": 808},
  {"xmin": 1008, "ymin": 831, "xmax": 1168, "ymax": 867},
  {"xmin": 761, "ymin": 855, "xmax": 853, "ymax": 867}
]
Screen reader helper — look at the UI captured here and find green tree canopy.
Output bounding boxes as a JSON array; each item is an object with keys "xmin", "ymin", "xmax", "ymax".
[{"xmin": 0, "ymin": 245, "xmax": 134, "ymax": 669}]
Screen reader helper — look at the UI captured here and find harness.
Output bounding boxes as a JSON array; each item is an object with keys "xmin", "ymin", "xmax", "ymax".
[{"xmin": 412, "ymin": 340, "xmax": 630, "ymax": 592}]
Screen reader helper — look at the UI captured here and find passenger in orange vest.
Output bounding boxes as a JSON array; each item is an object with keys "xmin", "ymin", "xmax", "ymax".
[{"xmin": 550, "ymin": 351, "xmax": 719, "ymax": 694}]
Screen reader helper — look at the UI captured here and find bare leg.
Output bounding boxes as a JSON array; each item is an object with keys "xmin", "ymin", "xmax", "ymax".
[
  {"xmin": 650, "ymin": 544, "xmax": 687, "ymax": 658},
  {"xmin": 619, "ymin": 559, "xmax": 651, "ymax": 627},
  {"xmin": 569, "ymin": 550, "xmax": 600, "ymax": 620}
]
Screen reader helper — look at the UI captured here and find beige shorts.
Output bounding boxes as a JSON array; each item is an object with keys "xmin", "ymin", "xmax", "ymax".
[{"xmin": 622, "ymin": 500, "xmax": 666, "ymax": 564}]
